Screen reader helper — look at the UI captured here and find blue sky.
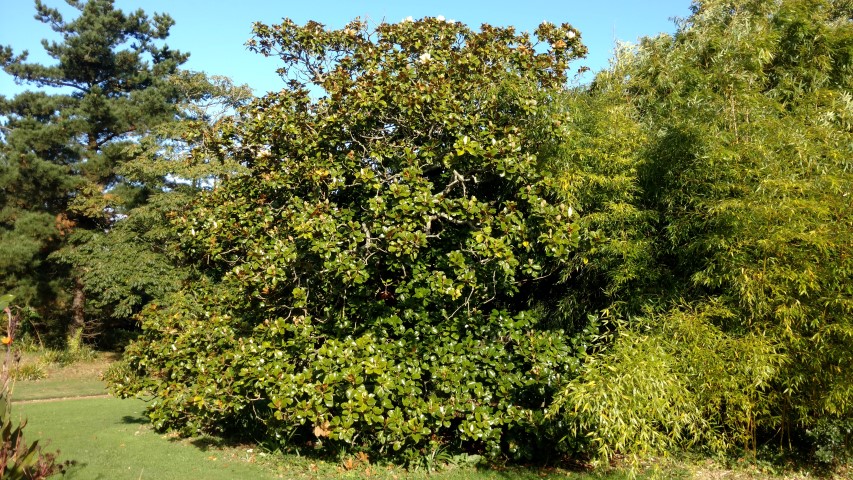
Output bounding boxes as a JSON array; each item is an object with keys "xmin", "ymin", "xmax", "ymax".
[{"xmin": 1, "ymin": 0, "xmax": 692, "ymax": 96}]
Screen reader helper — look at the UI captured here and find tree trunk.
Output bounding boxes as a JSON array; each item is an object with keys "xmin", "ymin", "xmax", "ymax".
[{"xmin": 69, "ymin": 277, "xmax": 86, "ymax": 351}]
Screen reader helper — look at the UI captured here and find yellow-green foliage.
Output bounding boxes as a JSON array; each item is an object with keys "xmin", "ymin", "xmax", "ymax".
[
  {"xmin": 552, "ymin": 0, "xmax": 853, "ymax": 464},
  {"xmin": 551, "ymin": 302, "xmax": 783, "ymax": 465},
  {"xmin": 11, "ymin": 363, "xmax": 46, "ymax": 382},
  {"xmin": 550, "ymin": 326, "xmax": 709, "ymax": 465}
]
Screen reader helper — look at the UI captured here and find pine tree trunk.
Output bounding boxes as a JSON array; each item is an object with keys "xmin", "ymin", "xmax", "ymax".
[{"xmin": 69, "ymin": 277, "xmax": 86, "ymax": 350}]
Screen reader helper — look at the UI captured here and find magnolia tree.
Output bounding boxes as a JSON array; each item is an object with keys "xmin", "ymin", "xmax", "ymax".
[{"xmin": 114, "ymin": 17, "xmax": 593, "ymax": 461}]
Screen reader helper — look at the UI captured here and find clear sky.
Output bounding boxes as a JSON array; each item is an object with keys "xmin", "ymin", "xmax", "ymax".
[{"xmin": 1, "ymin": 0, "xmax": 693, "ymax": 96}]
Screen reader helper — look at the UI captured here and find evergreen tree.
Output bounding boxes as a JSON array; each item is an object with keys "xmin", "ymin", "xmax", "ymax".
[
  {"xmin": 54, "ymin": 71, "xmax": 252, "ymax": 346},
  {"xmin": 0, "ymin": 0, "xmax": 189, "ymax": 341}
]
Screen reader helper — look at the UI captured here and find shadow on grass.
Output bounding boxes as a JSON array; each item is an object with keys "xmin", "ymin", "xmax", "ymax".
[
  {"xmin": 187, "ymin": 435, "xmax": 229, "ymax": 451},
  {"xmin": 121, "ymin": 414, "xmax": 148, "ymax": 424},
  {"xmin": 165, "ymin": 433, "xmax": 248, "ymax": 453},
  {"xmin": 121, "ymin": 412, "xmax": 257, "ymax": 455},
  {"xmin": 58, "ymin": 461, "xmax": 88, "ymax": 480},
  {"xmin": 114, "ymin": 412, "xmax": 241, "ymax": 453}
]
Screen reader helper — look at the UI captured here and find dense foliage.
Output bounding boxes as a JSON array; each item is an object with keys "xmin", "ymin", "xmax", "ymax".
[
  {"xmin": 0, "ymin": 1, "xmax": 248, "ymax": 345},
  {"xmin": 2, "ymin": 0, "xmax": 849, "ymax": 470},
  {"xmin": 114, "ymin": 16, "xmax": 595, "ymax": 462},
  {"xmin": 551, "ymin": 0, "xmax": 853, "ymax": 465},
  {"xmin": 0, "ymin": 0, "xmax": 187, "ymax": 341}
]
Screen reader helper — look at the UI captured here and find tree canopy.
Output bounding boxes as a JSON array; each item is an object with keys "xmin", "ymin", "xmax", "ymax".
[
  {"xmin": 0, "ymin": 0, "xmax": 250, "ymax": 344},
  {"xmin": 115, "ymin": 16, "xmax": 596, "ymax": 462}
]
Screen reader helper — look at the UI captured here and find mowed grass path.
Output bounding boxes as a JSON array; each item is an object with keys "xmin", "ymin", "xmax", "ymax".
[{"xmin": 14, "ymin": 351, "xmax": 115, "ymax": 401}]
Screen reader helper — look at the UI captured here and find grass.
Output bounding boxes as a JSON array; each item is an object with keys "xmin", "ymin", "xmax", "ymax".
[
  {"xmin": 16, "ymin": 397, "xmax": 282, "ymax": 480},
  {"xmin": 12, "ymin": 351, "xmax": 113, "ymax": 401},
  {"xmin": 11, "ymin": 351, "xmax": 281, "ymax": 479},
  {"xmin": 12, "ymin": 353, "xmax": 278, "ymax": 480},
  {"xmin": 14, "ymin": 375, "xmax": 106, "ymax": 401},
  {"xmin": 249, "ymin": 455, "xmax": 649, "ymax": 480}
]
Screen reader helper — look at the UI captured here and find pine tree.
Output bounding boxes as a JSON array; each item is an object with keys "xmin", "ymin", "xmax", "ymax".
[{"xmin": 0, "ymin": 0, "xmax": 189, "ymax": 342}]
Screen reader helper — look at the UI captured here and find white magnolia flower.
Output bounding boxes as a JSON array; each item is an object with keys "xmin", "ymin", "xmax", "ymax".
[
  {"xmin": 402, "ymin": 16, "xmax": 414, "ymax": 22},
  {"xmin": 567, "ymin": 30, "xmax": 576, "ymax": 39},
  {"xmin": 419, "ymin": 52, "xmax": 431, "ymax": 63},
  {"xmin": 436, "ymin": 15, "xmax": 445, "ymax": 21}
]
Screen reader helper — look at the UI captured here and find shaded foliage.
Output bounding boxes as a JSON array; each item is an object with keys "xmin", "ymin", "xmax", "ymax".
[{"xmin": 0, "ymin": 1, "xmax": 251, "ymax": 344}]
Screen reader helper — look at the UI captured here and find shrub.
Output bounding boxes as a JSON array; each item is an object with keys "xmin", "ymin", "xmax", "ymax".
[
  {"xmin": 807, "ymin": 417, "xmax": 853, "ymax": 466},
  {"xmin": 550, "ymin": 303, "xmax": 783, "ymax": 465},
  {"xmin": 11, "ymin": 363, "xmax": 47, "ymax": 382},
  {"xmin": 115, "ymin": 16, "xmax": 594, "ymax": 462},
  {"xmin": 552, "ymin": 0, "xmax": 853, "ymax": 464},
  {"xmin": 101, "ymin": 359, "xmax": 141, "ymax": 391},
  {"xmin": 39, "ymin": 346, "xmax": 97, "ymax": 367}
]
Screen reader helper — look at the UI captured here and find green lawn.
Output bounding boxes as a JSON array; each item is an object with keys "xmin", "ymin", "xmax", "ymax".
[
  {"xmin": 16, "ymin": 397, "xmax": 281, "ymax": 480},
  {"xmin": 13, "ymin": 375, "xmax": 106, "ymax": 401},
  {"xmin": 13, "ymin": 351, "xmax": 113, "ymax": 401},
  {"xmin": 11, "ymin": 354, "xmax": 282, "ymax": 479}
]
